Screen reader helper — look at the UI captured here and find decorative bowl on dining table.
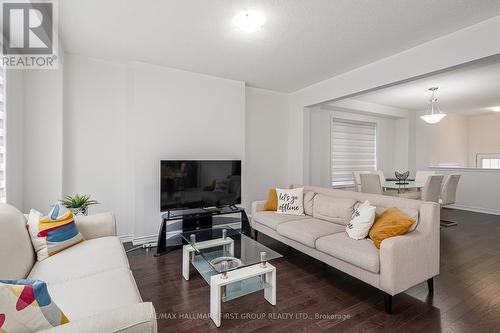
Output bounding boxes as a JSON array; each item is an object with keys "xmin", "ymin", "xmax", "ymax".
[{"xmin": 395, "ymin": 171, "xmax": 410, "ymax": 185}]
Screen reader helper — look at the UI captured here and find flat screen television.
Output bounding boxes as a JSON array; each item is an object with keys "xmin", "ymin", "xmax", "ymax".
[{"xmin": 160, "ymin": 160, "xmax": 241, "ymax": 211}]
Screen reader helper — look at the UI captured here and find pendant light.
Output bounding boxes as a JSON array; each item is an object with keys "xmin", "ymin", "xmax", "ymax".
[{"xmin": 420, "ymin": 87, "xmax": 446, "ymax": 124}]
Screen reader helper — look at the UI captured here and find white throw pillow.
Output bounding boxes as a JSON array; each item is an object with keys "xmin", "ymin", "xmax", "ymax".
[
  {"xmin": 346, "ymin": 200, "xmax": 376, "ymax": 240},
  {"xmin": 276, "ymin": 188, "xmax": 304, "ymax": 215}
]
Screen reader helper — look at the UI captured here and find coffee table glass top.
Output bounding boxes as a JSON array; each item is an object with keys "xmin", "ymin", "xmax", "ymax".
[{"xmin": 180, "ymin": 224, "xmax": 282, "ymax": 274}]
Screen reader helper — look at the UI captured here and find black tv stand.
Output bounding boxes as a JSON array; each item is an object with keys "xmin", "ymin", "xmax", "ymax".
[{"xmin": 154, "ymin": 205, "xmax": 251, "ymax": 256}]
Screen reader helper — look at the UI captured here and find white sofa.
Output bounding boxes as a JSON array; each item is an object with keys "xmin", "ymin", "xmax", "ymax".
[
  {"xmin": 252, "ymin": 185, "xmax": 440, "ymax": 313},
  {"xmin": 0, "ymin": 203, "xmax": 157, "ymax": 333}
]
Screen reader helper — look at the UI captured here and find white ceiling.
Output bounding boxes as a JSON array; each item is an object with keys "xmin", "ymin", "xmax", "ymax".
[
  {"xmin": 352, "ymin": 57, "xmax": 500, "ymax": 115},
  {"xmin": 59, "ymin": 0, "xmax": 500, "ymax": 92}
]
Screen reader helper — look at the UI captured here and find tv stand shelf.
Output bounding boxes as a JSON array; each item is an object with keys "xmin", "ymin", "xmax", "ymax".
[{"xmin": 154, "ymin": 206, "xmax": 251, "ymax": 256}]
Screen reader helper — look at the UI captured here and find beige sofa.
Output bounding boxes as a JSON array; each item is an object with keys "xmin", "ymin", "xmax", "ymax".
[
  {"xmin": 251, "ymin": 185, "xmax": 440, "ymax": 313},
  {"xmin": 0, "ymin": 203, "xmax": 157, "ymax": 332}
]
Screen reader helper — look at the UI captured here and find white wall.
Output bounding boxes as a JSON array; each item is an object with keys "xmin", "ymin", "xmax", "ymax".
[
  {"xmin": 430, "ymin": 167, "xmax": 500, "ymax": 215},
  {"xmin": 63, "ymin": 55, "xmax": 131, "ymax": 236},
  {"xmin": 407, "ymin": 115, "xmax": 417, "ymax": 176},
  {"xmin": 5, "ymin": 70, "xmax": 24, "ymax": 209},
  {"xmin": 415, "ymin": 113, "xmax": 500, "ymax": 169},
  {"xmin": 468, "ymin": 113, "xmax": 500, "ymax": 166},
  {"xmin": 22, "ymin": 68, "xmax": 64, "ymax": 213},
  {"xmin": 61, "ymin": 56, "xmax": 247, "ymax": 240},
  {"xmin": 431, "ymin": 114, "xmax": 469, "ymax": 167},
  {"xmin": 245, "ymin": 87, "xmax": 289, "ymax": 205},
  {"xmin": 415, "ymin": 114, "xmax": 469, "ymax": 168},
  {"xmin": 127, "ymin": 62, "xmax": 245, "ymax": 239},
  {"xmin": 415, "ymin": 112, "xmax": 500, "ymax": 214},
  {"xmin": 309, "ymin": 108, "xmax": 331, "ymax": 187},
  {"xmin": 393, "ymin": 118, "xmax": 410, "ymax": 173}
]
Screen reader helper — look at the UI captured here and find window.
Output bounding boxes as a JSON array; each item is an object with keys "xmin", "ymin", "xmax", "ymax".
[
  {"xmin": 0, "ymin": 67, "xmax": 4, "ymax": 202},
  {"xmin": 331, "ymin": 118, "xmax": 377, "ymax": 188},
  {"xmin": 477, "ymin": 153, "xmax": 500, "ymax": 169}
]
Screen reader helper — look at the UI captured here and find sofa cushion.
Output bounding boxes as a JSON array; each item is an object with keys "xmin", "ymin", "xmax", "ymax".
[
  {"xmin": 315, "ymin": 233, "xmax": 380, "ymax": 273},
  {"xmin": 312, "ymin": 194, "xmax": 357, "ymax": 225},
  {"xmin": 253, "ymin": 211, "xmax": 309, "ymax": 230},
  {"xmin": 47, "ymin": 268, "xmax": 142, "ymax": 320},
  {"xmin": 303, "ymin": 191, "xmax": 316, "ymax": 216},
  {"xmin": 28, "ymin": 237, "xmax": 129, "ymax": 284},
  {"xmin": 277, "ymin": 219, "xmax": 345, "ymax": 248}
]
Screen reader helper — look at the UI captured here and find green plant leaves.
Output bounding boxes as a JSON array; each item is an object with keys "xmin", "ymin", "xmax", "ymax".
[{"xmin": 61, "ymin": 194, "xmax": 99, "ymax": 209}]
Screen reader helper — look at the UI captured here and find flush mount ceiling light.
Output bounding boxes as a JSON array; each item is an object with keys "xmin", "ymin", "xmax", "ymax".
[
  {"xmin": 233, "ymin": 11, "xmax": 265, "ymax": 33},
  {"xmin": 420, "ymin": 87, "xmax": 447, "ymax": 124}
]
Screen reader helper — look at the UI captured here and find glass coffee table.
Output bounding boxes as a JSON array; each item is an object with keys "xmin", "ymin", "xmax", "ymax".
[{"xmin": 181, "ymin": 225, "xmax": 282, "ymax": 327}]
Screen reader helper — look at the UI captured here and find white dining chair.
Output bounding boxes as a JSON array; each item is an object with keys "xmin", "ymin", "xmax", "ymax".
[
  {"xmin": 373, "ymin": 170, "xmax": 386, "ymax": 187},
  {"xmin": 360, "ymin": 173, "xmax": 383, "ymax": 194},
  {"xmin": 440, "ymin": 174, "xmax": 461, "ymax": 227},
  {"xmin": 353, "ymin": 171, "xmax": 371, "ymax": 192},
  {"xmin": 415, "ymin": 170, "xmax": 436, "ymax": 183},
  {"xmin": 398, "ymin": 175, "xmax": 444, "ymax": 202},
  {"xmin": 423, "ymin": 175, "xmax": 445, "ymax": 202}
]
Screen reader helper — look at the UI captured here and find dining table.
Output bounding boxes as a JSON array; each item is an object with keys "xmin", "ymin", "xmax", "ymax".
[{"xmin": 383, "ymin": 180, "xmax": 426, "ymax": 194}]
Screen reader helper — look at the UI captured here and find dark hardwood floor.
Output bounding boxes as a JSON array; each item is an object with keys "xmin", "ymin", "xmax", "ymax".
[{"xmin": 127, "ymin": 208, "xmax": 500, "ymax": 333}]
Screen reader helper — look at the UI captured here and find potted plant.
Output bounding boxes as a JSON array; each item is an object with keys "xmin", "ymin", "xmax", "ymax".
[{"xmin": 61, "ymin": 194, "xmax": 99, "ymax": 216}]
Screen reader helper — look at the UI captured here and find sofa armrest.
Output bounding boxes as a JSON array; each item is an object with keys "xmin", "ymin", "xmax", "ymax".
[
  {"xmin": 379, "ymin": 231, "xmax": 439, "ymax": 295},
  {"xmin": 251, "ymin": 200, "xmax": 266, "ymax": 214},
  {"xmin": 74, "ymin": 212, "xmax": 117, "ymax": 240},
  {"xmin": 251, "ymin": 200, "xmax": 266, "ymax": 227},
  {"xmin": 37, "ymin": 302, "xmax": 157, "ymax": 333}
]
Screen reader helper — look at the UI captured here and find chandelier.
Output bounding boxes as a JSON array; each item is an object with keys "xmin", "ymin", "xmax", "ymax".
[{"xmin": 420, "ymin": 87, "xmax": 446, "ymax": 124}]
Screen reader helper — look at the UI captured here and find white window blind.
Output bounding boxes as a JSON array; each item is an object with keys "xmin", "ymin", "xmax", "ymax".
[
  {"xmin": 0, "ymin": 67, "xmax": 5, "ymax": 202},
  {"xmin": 331, "ymin": 118, "xmax": 377, "ymax": 188}
]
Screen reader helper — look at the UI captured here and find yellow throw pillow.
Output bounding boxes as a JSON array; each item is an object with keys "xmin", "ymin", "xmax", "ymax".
[
  {"xmin": 369, "ymin": 207, "xmax": 415, "ymax": 249},
  {"xmin": 263, "ymin": 188, "xmax": 278, "ymax": 211}
]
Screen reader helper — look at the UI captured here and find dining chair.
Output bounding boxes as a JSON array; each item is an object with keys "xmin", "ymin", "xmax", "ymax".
[
  {"xmin": 440, "ymin": 174, "xmax": 461, "ymax": 227},
  {"xmin": 423, "ymin": 175, "xmax": 445, "ymax": 202},
  {"xmin": 398, "ymin": 175, "xmax": 444, "ymax": 202},
  {"xmin": 360, "ymin": 173, "xmax": 383, "ymax": 194},
  {"xmin": 353, "ymin": 171, "xmax": 371, "ymax": 192},
  {"xmin": 373, "ymin": 170, "xmax": 386, "ymax": 187},
  {"xmin": 415, "ymin": 170, "xmax": 436, "ymax": 183}
]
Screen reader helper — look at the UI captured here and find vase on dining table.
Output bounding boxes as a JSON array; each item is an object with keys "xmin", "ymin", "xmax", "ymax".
[{"xmin": 395, "ymin": 171, "xmax": 410, "ymax": 185}]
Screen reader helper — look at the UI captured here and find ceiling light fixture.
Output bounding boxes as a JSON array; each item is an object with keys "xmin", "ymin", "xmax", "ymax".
[
  {"xmin": 233, "ymin": 11, "xmax": 265, "ymax": 33},
  {"xmin": 421, "ymin": 87, "xmax": 447, "ymax": 124},
  {"xmin": 489, "ymin": 106, "xmax": 500, "ymax": 112}
]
